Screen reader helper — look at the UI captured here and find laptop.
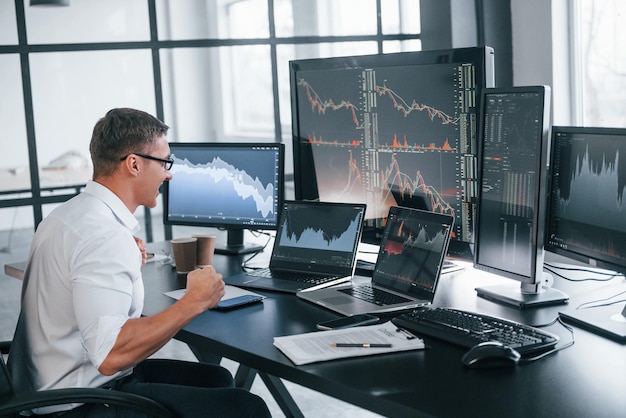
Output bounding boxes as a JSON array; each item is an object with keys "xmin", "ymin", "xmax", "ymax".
[
  {"xmin": 297, "ymin": 206, "xmax": 454, "ymax": 316},
  {"xmin": 224, "ymin": 200, "xmax": 367, "ymax": 293}
]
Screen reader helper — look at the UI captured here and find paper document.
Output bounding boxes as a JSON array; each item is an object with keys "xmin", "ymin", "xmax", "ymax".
[
  {"xmin": 273, "ymin": 321, "xmax": 425, "ymax": 365},
  {"xmin": 165, "ymin": 285, "xmax": 264, "ymax": 303},
  {"xmin": 145, "ymin": 253, "xmax": 169, "ymax": 263}
]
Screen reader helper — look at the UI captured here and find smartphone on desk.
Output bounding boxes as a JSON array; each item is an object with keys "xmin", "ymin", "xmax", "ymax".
[
  {"xmin": 215, "ymin": 294, "xmax": 265, "ymax": 310},
  {"xmin": 316, "ymin": 314, "xmax": 379, "ymax": 330}
]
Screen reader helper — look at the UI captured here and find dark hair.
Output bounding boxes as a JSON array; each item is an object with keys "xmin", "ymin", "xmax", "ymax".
[{"xmin": 90, "ymin": 108, "xmax": 169, "ymax": 178}]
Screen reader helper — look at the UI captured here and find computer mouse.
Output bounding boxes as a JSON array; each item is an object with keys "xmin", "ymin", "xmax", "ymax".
[{"xmin": 461, "ymin": 341, "xmax": 521, "ymax": 368}]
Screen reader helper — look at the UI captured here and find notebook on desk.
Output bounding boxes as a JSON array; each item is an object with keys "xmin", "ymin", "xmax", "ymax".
[
  {"xmin": 297, "ymin": 206, "xmax": 453, "ymax": 316},
  {"xmin": 224, "ymin": 200, "xmax": 366, "ymax": 293}
]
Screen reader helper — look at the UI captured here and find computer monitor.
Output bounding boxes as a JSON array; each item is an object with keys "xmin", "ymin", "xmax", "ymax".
[
  {"xmin": 546, "ymin": 127, "xmax": 626, "ymax": 340},
  {"xmin": 473, "ymin": 86, "xmax": 569, "ymax": 308},
  {"xmin": 290, "ymin": 46, "xmax": 495, "ymax": 260},
  {"xmin": 163, "ymin": 142, "xmax": 284, "ymax": 255}
]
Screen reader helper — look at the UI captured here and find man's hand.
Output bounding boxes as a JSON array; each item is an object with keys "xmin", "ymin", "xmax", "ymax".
[
  {"xmin": 134, "ymin": 236, "xmax": 147, "ymax": 266},
  {"xmin": 183, "ymin": 266, "xmax": 225, "ymax": 311}
]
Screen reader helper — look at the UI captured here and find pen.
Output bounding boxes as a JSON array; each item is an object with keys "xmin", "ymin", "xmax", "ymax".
[
  {"xmin": 330, "ymin": 343, "xmax": 393, "ymax": 348},
  {"xmin": 396, "ymin": 327, "xmax": 417, "ymax": 340}
]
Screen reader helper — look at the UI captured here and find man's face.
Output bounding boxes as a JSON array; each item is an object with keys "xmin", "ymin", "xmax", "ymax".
[{"xmin": 138, "ymin": 135, "xmax": 172, "ymax": 209}]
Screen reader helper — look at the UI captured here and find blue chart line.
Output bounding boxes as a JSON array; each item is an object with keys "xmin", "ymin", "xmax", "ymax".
[
  {"xmin": 279, "ymin": 216, "xmax": 361, "ymax": 252},
  {"xmin": 170, "ymin": 155, "xmax": 275, "ymax": 218}
]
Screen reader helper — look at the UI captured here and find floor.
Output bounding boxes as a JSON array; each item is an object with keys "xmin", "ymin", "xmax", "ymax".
[{"xmin": 0, "ymin": 220, "xmax": 383, "ymax": 418}]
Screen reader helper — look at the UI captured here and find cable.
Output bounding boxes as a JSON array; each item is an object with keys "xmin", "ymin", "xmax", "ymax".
[
  {"xmin": 543, "ymin": 264, "xmax": 623, "ymax": 282},
  {"xmin": 544, "ymin": 262, "xmax": 622, "ymax": 276},
  {"xmin": 240, "ymin": 230, "xmax": 274, "ymax": 270},
  {"xmin": 576, "ymin": 290, "xmax": 626, "ymax": 310},
  {"xmin": 519, "ymin": 316, "xmax": 575, "ymax": 364}
]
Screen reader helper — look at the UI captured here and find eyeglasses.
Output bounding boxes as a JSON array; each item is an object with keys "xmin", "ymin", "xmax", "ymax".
[{"xmin": 120, "ymin": 153, "xmax": 174, "ymax": 170}]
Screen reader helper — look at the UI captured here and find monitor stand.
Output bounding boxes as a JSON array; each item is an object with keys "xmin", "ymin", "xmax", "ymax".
[
  {"xmin": 476, "ymin": 273, "xmax": 569, "ymax": 309},
  {"xmin": 214, "ymin": 230, "xmax": 264, "ymax": 255}
]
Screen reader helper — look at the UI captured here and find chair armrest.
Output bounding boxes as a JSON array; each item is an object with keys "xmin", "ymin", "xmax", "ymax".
[{"xmin": 0, "ymin": 387, "xmax": 172, "ymax": 417}]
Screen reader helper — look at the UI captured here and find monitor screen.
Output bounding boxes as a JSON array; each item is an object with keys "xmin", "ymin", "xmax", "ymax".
[
  {"xmin": 545, "ymin": 126, "xmax": 626, "ymax": 275},
  {"xmin": 163, "ymin": 142, "xmax": 284, "ymax": 254},
  {"xmin": 290, "ymin": 47, "xmax": 495, "ymax": 260},
  {"xmin": 473, "ymin": 86, "xmax": 568, "ymax": 308},
  {"xmin": 547, "ymin": 127, "xmax": 626, "ymax": 340}
]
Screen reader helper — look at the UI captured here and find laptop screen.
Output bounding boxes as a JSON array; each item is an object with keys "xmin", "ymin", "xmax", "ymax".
[
  {"xmin": 373, "ymin": 207, "xmax": 454, "ymax": 298},
  {"xmin": 269, "ymin": 201, "xmax": 367, "ymax": 273}
]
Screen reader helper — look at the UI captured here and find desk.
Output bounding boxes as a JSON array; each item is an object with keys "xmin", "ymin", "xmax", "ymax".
[{"xmin": 141, "ymin": 241, "xmax": 626, "ymax": 418}]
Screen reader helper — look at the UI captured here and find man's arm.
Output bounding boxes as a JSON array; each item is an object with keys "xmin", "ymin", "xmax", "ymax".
[{"xmin": 98, "ymin": 266, "xmax": 225, "ymax": 376}]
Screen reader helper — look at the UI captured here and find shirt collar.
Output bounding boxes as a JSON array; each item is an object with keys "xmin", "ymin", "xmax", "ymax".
[{"xmin": 83, "ymin": 180, "xmax": 140, "ymax": 233}]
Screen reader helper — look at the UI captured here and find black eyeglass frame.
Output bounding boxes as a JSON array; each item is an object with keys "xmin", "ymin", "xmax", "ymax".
[{"xmin": 120, "ymin": 153, "xmax": 174, "ymax": 170}]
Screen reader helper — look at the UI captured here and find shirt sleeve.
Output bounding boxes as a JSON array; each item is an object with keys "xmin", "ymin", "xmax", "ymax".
[{"xmin": 71, "ymin": 230, "xmax": 143, "ymax": 369}]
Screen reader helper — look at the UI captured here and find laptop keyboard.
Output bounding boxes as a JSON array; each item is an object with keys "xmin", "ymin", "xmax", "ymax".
[
  {"xmin": 248, "ymin": 268, "xmax": 340, "ymax": 285},
  {"xmin": 339, "ymin": 285, "xmax": 412, "ymax": 306}
]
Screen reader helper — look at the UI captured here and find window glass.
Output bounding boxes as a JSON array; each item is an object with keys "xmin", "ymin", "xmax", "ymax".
[
  {"xmin": 161, "ymin": 47, "xmax": 221, "ymax": 142},
  {"xmin": 0, "ymin": 1, "xmax": 18, "ymax": 44},
  {"xmin": 157, "ymin": 0, "xmax": 269, "ymax": 40},
  {"xmin": 274, "ymin": 0, "xmax": 377, "ymax": 37},
  {"xmin": 575, "ymin": 0, "xmax": 626, "ymax": 127},
  {"xmin": 382, "ymin": 40, "xmax": 422, "ymax": 54},
  {"xmin": 225, "ymin": 0, "xmax": 269, "ymax": 38},
  {"xmin": 0, "ymin": 54, "xmax": 29, "ymax": 193},
  {"xmin": 0, "ymin": 206, "xmax": 34, "ymax": 249},
  {"xmin": 381, "ymin": 0, "xmax": 421, "ymax": 34},
  {"xmin": 222, "ymin": 45, "xmax": 273, "ymax": 137},
  {"xmin": 161, "ymin": 45, "xmax": 274, "ymax": 143},
  {"xmin": 29, "ymin": 50, "xmax": 155, "ymax": 188},
  {"xmin": 25, "ymin": 0, "xmax": 149, "ymax": 44}
]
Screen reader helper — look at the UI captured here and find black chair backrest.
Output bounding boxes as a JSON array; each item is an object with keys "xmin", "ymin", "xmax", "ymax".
[{"xmin": 0, "ymin": 354, "xmax": 14, "ymax": 401}]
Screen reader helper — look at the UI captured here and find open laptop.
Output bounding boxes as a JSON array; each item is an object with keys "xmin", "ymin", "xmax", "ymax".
[
  {"xmin": 297, "ymin": 206, "xmax": 454, "ymax": 316},
  {"xmin": 224, "ymin": 200, "xmax": 366, "ymax": 293}
]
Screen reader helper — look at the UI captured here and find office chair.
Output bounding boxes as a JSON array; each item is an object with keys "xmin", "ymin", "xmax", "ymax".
[{"xmin": 0, "ymin": 342, "xmax": 172, "ymax": 418}]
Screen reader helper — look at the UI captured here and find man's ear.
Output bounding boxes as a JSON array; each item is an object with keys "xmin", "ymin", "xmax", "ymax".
[{"xmin": 121, "ymin": 154, "xmax": 141, "ymax": 175}]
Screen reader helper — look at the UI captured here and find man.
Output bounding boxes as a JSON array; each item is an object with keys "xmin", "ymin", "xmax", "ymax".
[{"xmin": 8, "ymin": 108, "xmax": 271, "ymax": 417}]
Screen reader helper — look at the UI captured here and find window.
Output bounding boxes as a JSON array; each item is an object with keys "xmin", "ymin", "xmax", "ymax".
[
  {"xmin": 573, "ymin": 0, "xmax": 626, "ymax": 127},
  {"xmin": 1, "ymin": 0, "xmax": 421, "ymax": 237}
]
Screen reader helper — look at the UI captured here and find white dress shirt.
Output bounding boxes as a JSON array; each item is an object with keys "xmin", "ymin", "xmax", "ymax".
[{"xmin": 9, "ymin": 181, "xmax": 144, "ymax": 414}]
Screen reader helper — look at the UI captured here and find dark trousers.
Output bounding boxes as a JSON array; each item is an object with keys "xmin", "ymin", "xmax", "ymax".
[{"xmin": 60, "ymin": 359, "xmax": 271, "ymax": 418}]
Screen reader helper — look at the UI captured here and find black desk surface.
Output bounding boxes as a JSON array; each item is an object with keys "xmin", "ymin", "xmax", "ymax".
[{"xmin": 142, "ymin": 241, "xmax": 626, "ymax": 418}]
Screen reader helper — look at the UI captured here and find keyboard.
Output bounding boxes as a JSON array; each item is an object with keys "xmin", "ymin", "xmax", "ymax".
[
  {"xmin": 247, "ymin": 268, "xmax": 339, "ymax": 285},
  {"xmin": 339, "ymin": 285, "xmax": 411, "ymax": 306},
  {"xmin": 391, "ymin": 307, "xmax": 559, "ymax": 355}
]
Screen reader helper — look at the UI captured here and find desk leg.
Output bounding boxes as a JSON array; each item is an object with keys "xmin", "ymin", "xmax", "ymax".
[
  {"xmin": 234, "ymin": 365, "xmax": 304, "ymax": 418},
  {"xmin": 234, "ymin": 364, "xmax": 256, "ymax": 390},
  {"xmin": 187, "ymin": 344, "xmax": 222, "ymax": 364}
]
